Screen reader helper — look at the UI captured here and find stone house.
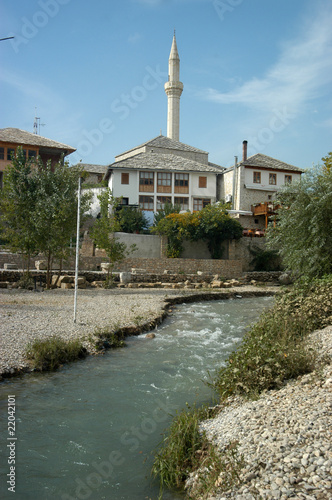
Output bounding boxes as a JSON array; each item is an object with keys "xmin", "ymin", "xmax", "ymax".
[
  {"xmin": 0, "ymin": 127, "xmax": 76, "ymax": 188},
  {"xmin": 220, "ymin": 140, "xmax": 304, "ymax": 231},
  {"xmin": 104, "ymin": 134, "xmax": 225, "ymax": 223}
]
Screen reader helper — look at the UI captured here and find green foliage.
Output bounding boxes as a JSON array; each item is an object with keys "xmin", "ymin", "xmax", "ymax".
[
  {"xmin": 0, "ymin": 148, "xmax": 91, "ymax": 286},
  {"xmin": 322, "ymin": 151, "xmax": 332, "ymax": 174},
  {"xmin": 211, "ymin": 275, "xmax": 332, "ymax": 399},
  {"xmin": 94, "ymin": 327, "xmax": 126, "ymax": 350},
  {"xmin": 26, "ymin": 336, "xmax": 87, "ymax": 371},
  {"xmin": 116, "ymin": 205, "xmax": 148, "ymax": 233},
  {"xmin": 153, "ymin": 202, "xmax": 181, "ymax": 226},
  {"xmin": 152, "ymin": 204, "xmax": 243, "ymax": 258},
  {"xmin": 249, "ymin": 244, "xmax": 282, "ymax": 271},
  {"xmin": 90, "ymin": 189, "xmax": 136, "ymax": 284},
  {"xmin": 188, "ymin": 204, "xmax": 243, "ymax": 259},
  {"xmin": 266, "ymin": 165, "xmax": 332, "ymax": 278},
  {"xmin": 152, "ymin": 404, "xmax": 244, "ymax": 498}
]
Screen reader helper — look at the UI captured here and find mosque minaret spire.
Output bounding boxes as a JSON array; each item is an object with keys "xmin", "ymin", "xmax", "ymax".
[{"xmin": 164, "ymin": 32, "xmax": 183, "ymax": 141}]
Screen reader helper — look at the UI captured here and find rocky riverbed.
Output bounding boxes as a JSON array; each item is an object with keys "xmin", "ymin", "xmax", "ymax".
[
  {"xmin": 0, "ymin": 285, "xmax": 276, "ymax": 378},
  {"xmin": 196, "ymin": 326, "xmax": 332, "ymax": 500}
]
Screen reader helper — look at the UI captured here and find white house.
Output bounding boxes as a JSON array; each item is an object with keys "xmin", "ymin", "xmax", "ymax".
[{"xmin": 220, "ymin": 141, "xmax": 304, "ymax": 230}]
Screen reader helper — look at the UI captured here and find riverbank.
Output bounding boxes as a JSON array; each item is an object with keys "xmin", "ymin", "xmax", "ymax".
[
  {"xmin": 200, "ymin": 324, "xmax": 332, "ymax": 500},
  {"xmin": 0, "ymin": 285, "xmax": 277, "ymax": 379}
]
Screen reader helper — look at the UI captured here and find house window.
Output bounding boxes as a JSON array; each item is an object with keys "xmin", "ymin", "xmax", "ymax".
[
  {"xmin": 198, "ymin": 176, "xmax": 207, "ymax": 188},
  {"xmin": 0, "ymin": 147, "xmax": 4, "ymax": 160},
  {"xmin": 7, "ymin": 148, "xmax": 15, "ymax": 160},
  {"xmin": 0, "ymin": 172, "xmax": 3, "ymax": 189},
  {"xmin": 120, "ymin": 197, "xmax": 129, "ymax": 205},
  {"xmin": 139, "ymin": 171, "xmax": 154, "ymax": 192},
  {"xmin": 285, "ymin": 175, "xmax": 292, "ymax": 184},
  {"xmin": 157, "ymin": 196, "xmax": 172, "ymax": 210},
  {"xmin": 121, "ymin": 172, "xmax": 129, "ymax": 184},
  {"xmin": 193, "ymin": 198, "xmax": 211, "ymax": 211},
  {"xmin": 28, "ymin": 150, "xmax": 37, "ymax": 158},
  {"xmin": 139, "ymin": 195, "xmax": 154, "ymax": 210},
  {"xmin": 269, "ymin": 173, "xmax": 277, "ymax": 185},
  {"xmin": 174, "ymin": 197, "xmax": 189, "ymax": 211},
  {"xmin": 174, "ymin": 173, "xmax": 189, "ymax": 193},
  {"xmin": 253, "ymin": 172, "xmax": 261, "ymax": 183},
  {"xmin": 157, "ymin": 172, "xmax": 172, "ymax": 193},
  {"xmin": 22, "ymin": 149, "xmax": 27, "ymax": 158}
]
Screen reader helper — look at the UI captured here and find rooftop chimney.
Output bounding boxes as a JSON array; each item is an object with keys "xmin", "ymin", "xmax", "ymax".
[{"xmin": 242, "ymin": 140, "xmax": 248, "ymax": 162}]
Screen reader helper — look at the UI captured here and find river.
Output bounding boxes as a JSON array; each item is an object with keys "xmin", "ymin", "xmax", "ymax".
[{"xmin": 0, "ymin": 296, "xmax": 273, "ymax": 500}]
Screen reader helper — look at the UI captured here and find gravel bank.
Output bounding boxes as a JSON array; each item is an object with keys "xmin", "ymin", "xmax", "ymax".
[
  {"xmin": 0, "ymin": 286, "xmax": 276, "ymax": 378},
  {"xmin": 199, "ymin": 326, "xmax": 332, "ymax": 500}
]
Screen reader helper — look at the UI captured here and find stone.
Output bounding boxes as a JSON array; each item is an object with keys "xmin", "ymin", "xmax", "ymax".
[
  {"xmin": 0, "ymin": 281, "xmax": 9, "ymax": 288},
  {"xmin": 120, "ymin": 272, "xmax": 131, "ymax": 284},
  {"xmin": 4, "ymin": 263, "xmax": 18, "ymax": 270},
  {"xmin": 61, "ymin": 283, "xmax": 72, "ymax": 289},
  {"xmin": 145, "ymin": 333, "xmax": 156, "ymax": 339},
  {"xmin": 279, "ymin": 273, "xmax": 293, "ymax": 285}
]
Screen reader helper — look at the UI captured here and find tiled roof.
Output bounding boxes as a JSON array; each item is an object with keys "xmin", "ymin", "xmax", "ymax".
[
  {"xmin": 0, "ymin": 128, "xmax": 76, "ymax": 153},
  {"xmin": 115, "ymin": 134, "xmax": 208, "ymax": 157},
  {"xmin": 79, "ymin": 163, "xmax": 108, "ymax": 174},
  {"xmin": 241, "ymin": 153, "xmax": 304, "ymax": 172},
  {"xmin": 107, "ymin": 152, "xmax": 223, "ymax": 175}
]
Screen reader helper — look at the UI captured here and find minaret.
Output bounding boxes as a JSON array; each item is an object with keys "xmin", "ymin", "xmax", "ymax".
[{"xmin": 164, "ymin": 32, "xmax": 183, "ymax": 141}]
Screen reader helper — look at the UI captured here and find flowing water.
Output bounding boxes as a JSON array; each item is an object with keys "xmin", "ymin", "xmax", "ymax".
[{"xmin": 0, "ymin": 296, "xmax": 273, "ymax": 500}]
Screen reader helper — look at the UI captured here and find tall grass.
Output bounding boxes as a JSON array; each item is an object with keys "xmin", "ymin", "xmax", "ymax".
[{"xmin": 26, "ymin": 336, "xmax": 87, "ymax": 371}]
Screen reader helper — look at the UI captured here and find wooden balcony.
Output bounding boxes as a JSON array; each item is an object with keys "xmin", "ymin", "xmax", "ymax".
[
  {"xmin": 251, "ymin": 202, "xmax": 280, "ymax": 216},
  {"xmin": 251, "ymin": 202, "xmax": 281, "ymax": 228}
]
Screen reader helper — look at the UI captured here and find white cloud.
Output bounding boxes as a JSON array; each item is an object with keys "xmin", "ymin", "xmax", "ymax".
[
  {"xmin": 128, "ymin": 32, "xmax": 142, "ymax": 44},
  {"xmin": 200, "ymin": 5, "xmax": 332, "ymax": 117}
]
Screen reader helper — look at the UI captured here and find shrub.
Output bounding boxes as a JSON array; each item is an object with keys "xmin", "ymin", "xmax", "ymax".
[
  {"xmin": 26, "ymin": 336, "xmax": 87, "ymax": 371},
  {"xmin": 94, "ymin": 327, "xmax": 126, "ymax": 349},
  {"xmin": 210, "ymin": 275, "xmax": 332, "ymax": 399},
  {"xmin": 249, "ymin": 244, "xmax": 282, "ymax": 271}
]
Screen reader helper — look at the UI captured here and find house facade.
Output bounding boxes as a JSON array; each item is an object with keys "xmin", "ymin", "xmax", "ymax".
[
  {"xmin": 0, "ymin": 127, "xmax": 76, "ymax": 187},
  {"xmin": 105, "ymin": 135, "xmax": 224, "ymax": 220},
  {"xmin": 220, "ymin": 141, "xmax": 304, "ymax": 230}
]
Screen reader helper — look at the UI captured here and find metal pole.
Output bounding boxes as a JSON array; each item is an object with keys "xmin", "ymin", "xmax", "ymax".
[
  {"xmin": 232, "ymin": 156, "xmax": 238, "ymax": 210},
  {"xmin": 74, "ymin": 176, "xmax": 81, "ymax": 323}
]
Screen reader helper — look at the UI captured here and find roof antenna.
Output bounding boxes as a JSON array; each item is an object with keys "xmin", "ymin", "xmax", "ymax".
[{"xmin": 33, "ymin": 107, "xmax": 45, "ymax": 135}]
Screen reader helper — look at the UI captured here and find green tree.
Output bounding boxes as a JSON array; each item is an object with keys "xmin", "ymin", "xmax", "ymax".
[
  {"xmin": 32, "ymin": 159, "xmax": 91, "ymax": 288},
  {"xmin": 187, "ymin": 204, "xmax": 243, "ymax": 259},
  {"xmin": 0, "ymin": 148, "xmax": 90, "ymax": 286},
  {"xmin": 0, "ymin": 148, "xmax": 39, "ymax": 273},
  {"xmin": 153, "ymin": 201, "xmax": 181, "ymax": 227},
  {"xmin": 116, "ymin": 205, "xmax": 148, "ymax": 233},
  {"xmin": 152, "ymin": 204, "xmax": 243, "ymax": 259},
  {"xmin": 322, "ymin": 152, "xmax": 332, "ymax": 174},
  {"xmin": 90, "ymin": 189, "xmax": 135, "ymax": 286},
  {"xmin": 266, "ymin": 165, "xmax": 332, "ymax": 278}
]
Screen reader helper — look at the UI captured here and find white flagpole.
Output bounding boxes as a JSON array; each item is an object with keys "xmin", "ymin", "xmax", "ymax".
[{"xmin": 74, "ymin": 176, "xmax": 81, "ymax": 323}]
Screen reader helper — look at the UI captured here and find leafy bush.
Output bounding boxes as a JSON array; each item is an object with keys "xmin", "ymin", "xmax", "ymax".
[
  {"xmin": 249, "ymin": 244, "xmax": 282, "ymax": 271},
  {"xmin": 26, "ymin": 336, "xmax": 87, "ymax": 371},
  {"xmin": 116, "ymin": 205, "xmax": 149, "ymax": 233},
  {"xmin": 211, "ymin": 275, "xmax": 332, "ymax": 399},
  {"xmin": 94, "ymin": 327, "xmax": 126, "ymax": 349}
]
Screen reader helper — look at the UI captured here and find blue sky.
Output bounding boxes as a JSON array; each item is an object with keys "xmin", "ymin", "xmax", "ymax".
[{"xmin": 1, "ymin": 0, "xmax": 332, "ymax": 169}]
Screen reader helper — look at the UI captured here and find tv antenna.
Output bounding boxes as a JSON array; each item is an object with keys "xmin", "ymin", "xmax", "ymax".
[{"xmin": 33, "ymin": 108, "xmax": 45, "ymax": 135}]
